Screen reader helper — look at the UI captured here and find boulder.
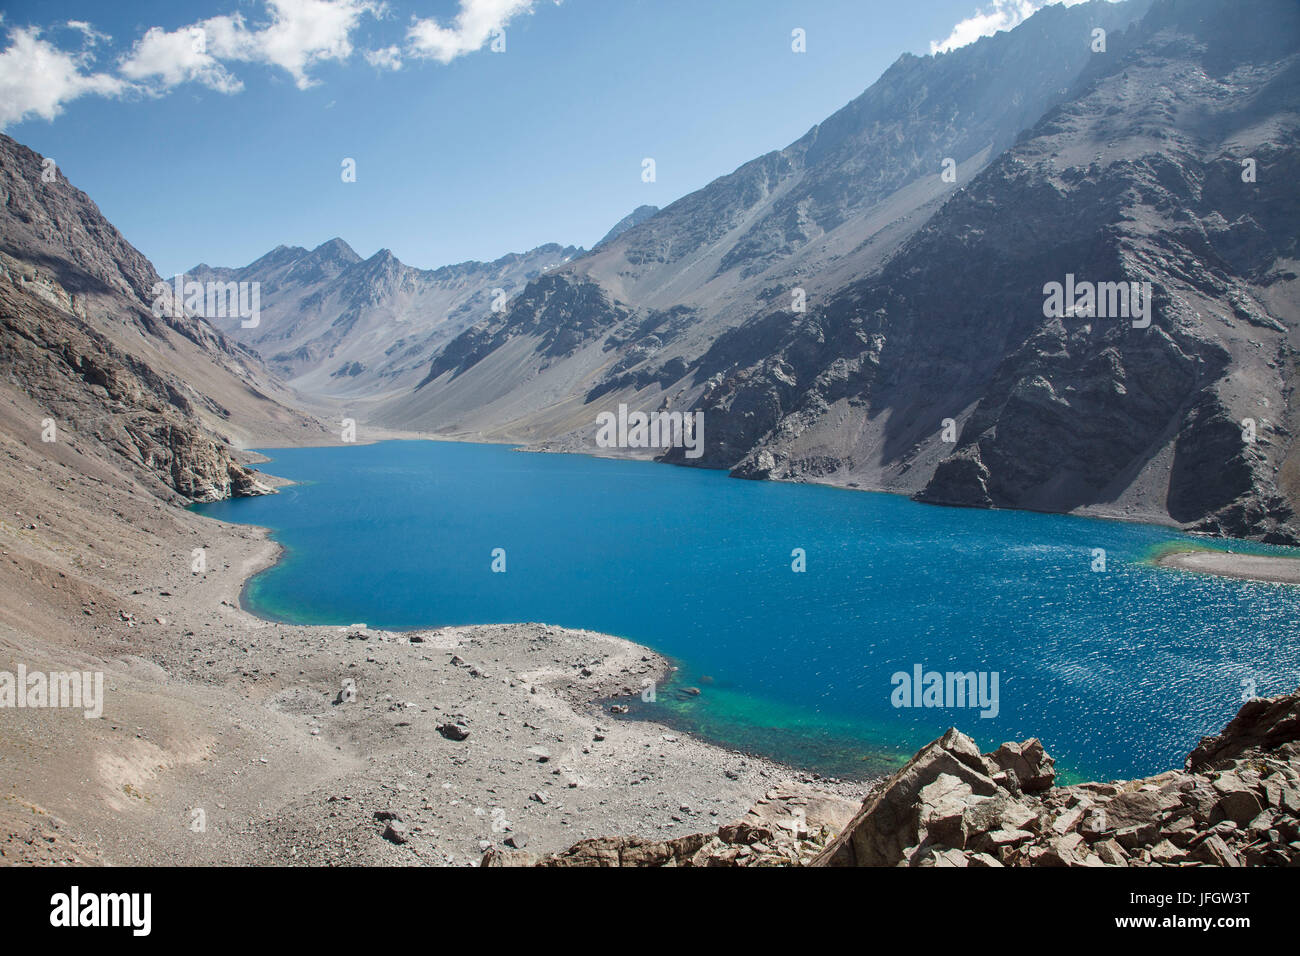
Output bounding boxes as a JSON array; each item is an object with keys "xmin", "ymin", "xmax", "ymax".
[
  {"xmin": 537, "ymin": 833, "xmax": 712, "ymax": 868},
  {"xmin": 814, "ymin": 729, "xmax": 1000, "ymax": 866},
  {"xmin": 1187, "ymin": 690, "xmax": 1300, "ymax": 770},
  {"xmin": 983, "ymin": 738, "xmax": 1055, "ymax": 792},
  {"xmin": 437, "ymin": 722, "xmax": 470, "ymax": 741},
  {"xmin": 1211, "ymin": 787, "xmax": 1264, "ymax": 827}
]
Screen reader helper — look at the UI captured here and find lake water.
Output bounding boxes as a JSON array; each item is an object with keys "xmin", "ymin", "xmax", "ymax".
[{"xmin": 193, "ymin": 439, "xmax": 1300, "ymax": 782}]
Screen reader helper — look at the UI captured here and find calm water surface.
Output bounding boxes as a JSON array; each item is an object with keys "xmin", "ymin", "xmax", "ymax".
[{"xmin": 193, "ymin": 440, "xmax": 1300, "ymax": 781}]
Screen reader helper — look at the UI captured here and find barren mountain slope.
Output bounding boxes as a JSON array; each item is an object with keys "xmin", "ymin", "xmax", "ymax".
[
  {"xmin": 679, "ymin": 0, "xmax": 1300, "ymax": 540},
  {"xmin": 0, "ymin": 133, "xmax": 327, "ymax": 505},
  {"xmin": 382, "ymin": 0, "xmax": 1298, "ymax": 542},
  {"xmin": 374, "ymin": 0, "xmax": 1150, "ymax": 443}
]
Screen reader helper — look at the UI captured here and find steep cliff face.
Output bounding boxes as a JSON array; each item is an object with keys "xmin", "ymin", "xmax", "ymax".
[
  {"xmin": 0, "ymin": 133, "xmax": 320, "ymax": 503},
  {"xmin": 686, "ymin": 0, "xmax": 1300, "ymax": 540}
]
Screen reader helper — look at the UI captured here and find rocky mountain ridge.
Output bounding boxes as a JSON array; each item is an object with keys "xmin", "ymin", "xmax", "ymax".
[
  {"xmin": 0, "ymin": 132, "xmax": 321, "ymax": 503},
  {"xmin": 187, "ymin": 237, "xmax": 583, "ymax": 400},
  {"xmin": 375, "ymin": 0, "xmax": 1152, "ymax": 438},
  {"xmin": 686, "ymin": 0, "xmax": 1300, "ymax": 542},
  {"xmin": 593, "ymin": 204, "xmax": 659, "ymax": 249}
]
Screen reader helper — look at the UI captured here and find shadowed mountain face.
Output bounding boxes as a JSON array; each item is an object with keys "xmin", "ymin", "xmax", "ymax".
[
  {"xmin": 372, "ymin": 0, "xmax": 1300, "ymax": 542},
  {"xmin": 187, "ymin": 239, "xmax": 582, "ymax": 399},
  {"xmin": 375, "ymin": 0, "xmax": 1151, "ymax": 440},
  {"xmin": 0, "ymin": 133, "xmax": 322, "ymax": 503},
  {"xmin": 683, "ymin": 0, "xmax": 1300, "ymax": 542}
]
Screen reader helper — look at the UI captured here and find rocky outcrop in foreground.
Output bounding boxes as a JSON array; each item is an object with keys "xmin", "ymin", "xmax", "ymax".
[{"xmin": 499, "ymin": 689, "xmax": 1300, "ymax": 867}]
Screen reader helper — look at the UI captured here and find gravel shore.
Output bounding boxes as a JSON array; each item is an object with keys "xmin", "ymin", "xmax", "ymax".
[
  {"xmin": 0, "ymin": 420, "xmax": 854, "ymax": 865},
  {"xmin": 1154, "ymin": 548, "xmax": 1300, "ymax": 586}
]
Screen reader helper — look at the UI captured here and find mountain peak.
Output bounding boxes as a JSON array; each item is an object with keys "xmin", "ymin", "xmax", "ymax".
[
  {"xmin": 594, "ymin": 204, "xmax": 661, "ymax": 249},
  {"xmin": 310, "ymin": 237, "xmax": 361, "ymax": 263},
  {"xmin": 364, "ymin": 248, "xmax": 400, "ymax": 267}
]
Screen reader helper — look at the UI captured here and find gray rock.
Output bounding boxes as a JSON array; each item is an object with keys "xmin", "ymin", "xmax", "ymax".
[{"xmin": 438, "ymin": 722, "xmax": 470, "ymax": 741}]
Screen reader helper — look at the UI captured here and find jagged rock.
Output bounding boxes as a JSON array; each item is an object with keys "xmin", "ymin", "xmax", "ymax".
[
  {"xmin": 1191, "ymin": 834, "xmax": 1242, "ymax": 867},
  {"xmin": 815, "ymin": 729, "xmax": 1000, "ymax": 866},
  {"xmin": 717, "ymin": 822, "xmax": 775, "ymax": 846},
  {"xmin": 1211, "ymin": 787, "xmax": 1263, "ymax": 828},
  {"xmin": 1093, "ymin": 839, "xmax": 1129, "ymax": 866},
  {"xmin": 984, "ymin": 738, "xmax": 1055, "ymax": 792},
  {"xmin": 1187, "ymin": 693, "xmax": 1300, "ymax": 770},
  {"xmin": 522, "ymin": 689, "xmax": 1300, "ymax": 869},
  {"xmin": 480, "ymin": 847, "xmax": 539, "ymax": 867},
  {"xmin": 1101, "ymin": 790, "xmax": 1168, "ymax": 831},
  {"xmin": 535, "ymin": 833, "xmax": 712, "ymax": 868},
  {"xmin": 375, "ymin": 813, "xmax": 408, "ymax": 845},
  {"xmin": 812, "ymin": 688, "xmax": 1300, "ymax": 868}
]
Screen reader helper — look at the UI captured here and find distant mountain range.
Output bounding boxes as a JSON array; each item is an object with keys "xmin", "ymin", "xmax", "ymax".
[{"xmin": 185, "ymin": 239, "xmax": 582, "ymax": 399}]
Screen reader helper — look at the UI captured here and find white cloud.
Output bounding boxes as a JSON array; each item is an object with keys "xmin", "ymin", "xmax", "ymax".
[
  {"xmin": 930, "ymin": 0, "xmax": 1096, "ymax": 56},
  {"xmin": 365, "ymin": 44, "xmax": 402, "ymax": 70},
  {"xmin": 119, "ymin": 19, "xmax": 245, "ymax": 94},
  {"xmin": 120, "ymin": 0, "xmax": 383, "ymax": 93},
  {"xmin": 249, "ymin": 0, "xmax": 382, "ymax": 88},
  {"xmin": 407, "ymin": 0, "xmax": 537, "ymax": 63},
  {"xmin": 0, "ymin": 24, "xmax": 126, "ymax": 127},
  {"xmin": 0, "ymin": 0, "xmax": 562, "ymax": 130}
]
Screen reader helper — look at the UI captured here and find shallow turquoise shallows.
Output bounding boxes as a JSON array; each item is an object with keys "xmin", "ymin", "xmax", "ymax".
[{"xmin": 193, "ymin": 439, "xmax": 1300, "ymax": 782}]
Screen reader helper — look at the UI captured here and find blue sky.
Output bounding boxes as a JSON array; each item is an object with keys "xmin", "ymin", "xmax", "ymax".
[{"xmin": 0, "ymin": 1, "xmax": 1084, "ymax": 277}]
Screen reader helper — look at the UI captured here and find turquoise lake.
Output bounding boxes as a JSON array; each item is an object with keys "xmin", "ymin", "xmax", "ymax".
[{"xmin": 193, "ymin": 439, "xmax": 1300, "ymax": 782}]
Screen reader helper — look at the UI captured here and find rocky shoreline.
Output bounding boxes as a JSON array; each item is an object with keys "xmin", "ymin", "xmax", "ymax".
[
  {"xmin": 489, "ymin": 689, "xmax": 1300, "ymax": 867},
  {"xmin": 6, "ymin": 397, "xmax": 1298, "ymax": 868}
]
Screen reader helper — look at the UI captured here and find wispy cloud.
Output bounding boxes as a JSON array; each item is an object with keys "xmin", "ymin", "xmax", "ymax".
[
  {"xmin": 406, "ymin": 0, "xmax": 539, "ymax": 64},
  {"xmin": 930, "ymin": 0, "xmax": 1095, "ymax": 56},
  {"xmin": 65, "ymin": 21, "xmax": 112, "ymax": 47},
  {"xmin": 365, "ymin": 44, "xmax": 403, "ymax": 71}
]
